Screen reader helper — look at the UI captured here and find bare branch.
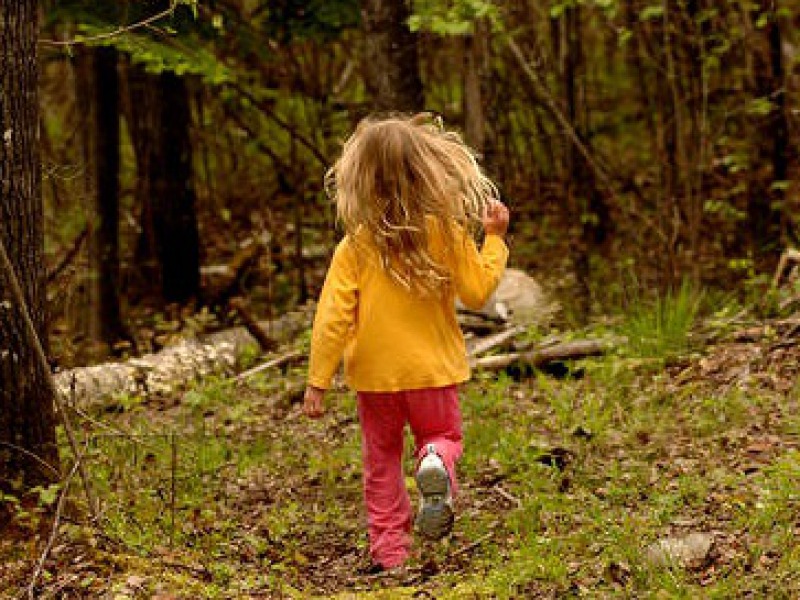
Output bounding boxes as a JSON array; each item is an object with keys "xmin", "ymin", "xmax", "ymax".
[
  {"xmin": 40, "ymin": 6, "xmax": 177, "ymax": 48},
  {"xmin": 27, "ymin": 440, "xmax": 87, "ymax": 599}
]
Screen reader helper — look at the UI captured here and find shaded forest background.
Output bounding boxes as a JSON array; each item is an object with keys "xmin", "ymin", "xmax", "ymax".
[{"xmin": 38, "ymin": 0, "xmax": 799, "ymax": 367}]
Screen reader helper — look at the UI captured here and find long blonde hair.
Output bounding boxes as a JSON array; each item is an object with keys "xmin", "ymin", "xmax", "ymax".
[{"xmin": 325, "ymin": 113, "xmax": 498, "ymax": 293}]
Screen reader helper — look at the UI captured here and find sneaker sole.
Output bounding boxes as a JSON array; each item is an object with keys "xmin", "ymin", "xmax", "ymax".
[{"xmin": 415, "ymin": 463, "xmax": 453, "ymax": 540}]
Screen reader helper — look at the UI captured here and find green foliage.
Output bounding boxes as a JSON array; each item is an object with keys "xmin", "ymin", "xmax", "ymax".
[
  {"xmin": 549, "ymin": 0, "xmax": 620, "ymax": 19},
  {"xmin": 93, "ymin": 28, "xmax": 232, "ymax": 83},
  {"xmin": 409, "ymin": 0, "xmax": 502, "ymax": 35},
  {"xmin": 639, "ymin": 4, "xmax": 665, "ymax": 21}
]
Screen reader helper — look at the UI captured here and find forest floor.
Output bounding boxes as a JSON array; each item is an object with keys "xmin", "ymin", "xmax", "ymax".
[{"xmin": 2, "ymin": 309, "xmax": 800, "ymax": 598}]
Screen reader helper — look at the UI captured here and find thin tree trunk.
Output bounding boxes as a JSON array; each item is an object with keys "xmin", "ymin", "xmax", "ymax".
[
  {"xmin": 89, "ymin": 46, "xmax": 128, "ymax": 355},
  {"xmin": 129, "ymin": 64, "xmax": 200, "ymax": 305},
  {"xmin": 463, "ymin": 21, "xmax": 488, "ymax": 154},
  {"xmin": 155, "ymin": 72, "xmax": 201, "ymax": 303},
  {"xmin": 0, "ymin": 0, "xmax": 60, "ymax": 489},
  {"xmin": 361, "ymin": 0, "xmax": 424, "ymax": 112},
  {"xmin": 769, "ymin": 6, "xmax": 788, "ymax": 246},
  {"xmin": 564, "ymin": 5, "xmax": 611, "ymax": 319},
  {"xmin": 747, "ymin": 2, "xmax": 785, "ymax": 261},
  {"xmin": 127, "ymin": 61, "xmax": 160, "ymax": 301}
]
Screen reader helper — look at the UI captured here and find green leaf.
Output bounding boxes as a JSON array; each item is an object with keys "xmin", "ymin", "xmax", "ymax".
[
  {"xmin": 747, "ymin": 97, "xmax": 774, "ymax": 116},
  {"xmin": 37, "ymin": 484, "xmax": 61, "ymax": 507},
  {"xmin": 771, "ymin": 180, "xmax": 789, "ymax": 192},
  {"xmin": 640, "ymin": 5, "xmax": 664, "ymax": 21}
]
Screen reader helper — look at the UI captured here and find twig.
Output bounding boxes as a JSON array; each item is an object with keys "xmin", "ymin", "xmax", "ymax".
[
  {"xmin": 467, "ymin": 325, "xmax": 525, "ymax": 357},
  {"xmin": 170, "ymin": 432, "xmax": 177, "ymax": 548},
  {"xmin": 493, "ymin": 485, "xmax": 522, "ymax": 508},
  {"xmin": 46, "ymin": 225, "xmax": 88, "ymax": 283},
  {"xmin": 449, "ymin": 532, "xmax": 495, "ymax": 559},
  {"xmin": 772, "ymin": 248, "xmax": 800, "ymax": 288},
  {"xmin": 159, "ymin": 560, "xmax": 212, "ymax": 579},
  {"xmin": 27, "ymin": 441, "xmax": 86, "ymax": 599},
  {"xmin": 234, "ymin": 350, "xmax": 303, "ymax": 382},
  {"xmin": 40, "ymin": 6, "xmax": 176, "ymax": 47},
  {"xmin": 0, "ymin": 236, "xmax": 98, "ymax": 523},
  {"xmin": 63, "ymin": 393, "xmax": 143, "ymax": 444},
  {"xmin": 0, "ymin": 441, "xmax": 61, "ymax": 479}
]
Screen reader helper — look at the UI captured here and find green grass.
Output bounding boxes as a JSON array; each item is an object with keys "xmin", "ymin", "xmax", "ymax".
[
  {"xmin": 9, "ymin": 310, "xmax": 800, "ymax": 598},
  {"xmin": 619, "ymin": 279, "xmax": 703, "ymax": 361}
]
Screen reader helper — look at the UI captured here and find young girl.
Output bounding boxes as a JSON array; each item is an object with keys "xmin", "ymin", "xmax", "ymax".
[{"xmin": 304, "ymin": 113, "xmax": 510, "ymax": 571}]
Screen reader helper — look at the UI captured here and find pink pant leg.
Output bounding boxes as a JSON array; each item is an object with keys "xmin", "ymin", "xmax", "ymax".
[
  {"xmin": 357, "ymin": 391, "xmax": 413, "ymax": 568},
  {"xmin": 406, "ymin": 385, "xmax": 463, "ymax": 496}
]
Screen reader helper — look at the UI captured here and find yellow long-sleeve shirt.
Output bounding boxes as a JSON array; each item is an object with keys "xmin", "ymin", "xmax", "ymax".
[{"xmin": 307, "ymin": 227, "xmax": 509, "ymax": 392}]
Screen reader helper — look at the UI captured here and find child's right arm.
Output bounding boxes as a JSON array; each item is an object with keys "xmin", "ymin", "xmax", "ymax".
[
  {"xmin": 306, "ymin": 239, "xmax": 359, "ymax": 410},
  {"xmin": 453, "ymin": 200, "xmax": 510, "ymax": 310}
]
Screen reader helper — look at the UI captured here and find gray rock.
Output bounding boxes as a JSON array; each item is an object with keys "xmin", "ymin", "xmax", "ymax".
[
  {"xmin": 644, "ymin": 532, "xmax": 715, "ymax": 570},
  {"xmin": 460, "ymin": 268, "xmax": 558, "ymax": 327}
]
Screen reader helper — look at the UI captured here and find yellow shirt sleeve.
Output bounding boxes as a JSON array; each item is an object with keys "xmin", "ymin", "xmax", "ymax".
[
  {"xmin": 307, "ymin": 238, "xmax": 359, "ymax": 389},
  {"xmin": 452, "ymin": 233, "xmax": 509, "ymax": 310}
]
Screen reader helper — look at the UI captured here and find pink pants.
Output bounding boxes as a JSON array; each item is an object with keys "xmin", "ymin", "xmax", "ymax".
[{"xmin": 357, "ymin": 385, "xmax": 463, "ymax": 568}]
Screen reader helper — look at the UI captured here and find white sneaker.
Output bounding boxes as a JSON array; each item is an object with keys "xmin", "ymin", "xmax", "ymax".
[{"xmin": 415, "ymin": 444, "xmax": 454, "ymax": 540}]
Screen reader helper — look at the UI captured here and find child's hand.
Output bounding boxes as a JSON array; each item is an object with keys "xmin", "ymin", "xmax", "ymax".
[
  {"xmin": 482, "ymin": 200, "xmax": 510, "ymax": 237},
  {"xmin": 303, "ymin": 385, "xmax": 326, "ymax": 418}
]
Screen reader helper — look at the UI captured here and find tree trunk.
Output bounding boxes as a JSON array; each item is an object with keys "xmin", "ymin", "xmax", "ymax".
[
  {"xmin": 463, "ymin": 21, "xmax": 488, "ymax": 154},
  {"xmin": 563, "ymin": 5, "xmax": 611, "ymax": 319},
  {"xmin": 155, "ymin": 72, "xmax": 201, "ymax": 303},
  {"xmin": 361, "ymin": 0, "xmax": 424, "ymax": 112},
  {"xmin": 127, "ymin": 61, "xmax": 159, "ymax": 301},
  {"xmin": 748, "ymin": 2, "xmax": 786, "ymax": 260},
  {"xmin": 769, "ymin": 7, "xmax": 789, "ymax": 246},
  {"xmin": 89, "ymin": 45, "xmax": 128, "ymax": 355},
  {"xmin": 0, "ymin": 0, "xmax": 60, "ymax": 489},
  {"xmin": 129, "ymin": 64, "xmax": 201, "ymax": 305}
]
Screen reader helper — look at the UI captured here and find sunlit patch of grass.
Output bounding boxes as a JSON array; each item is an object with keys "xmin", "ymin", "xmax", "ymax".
[
  {"xmin": 89, "ymin": 427, "xmax": 248, "ymax": 553},
  {"xmin": 620, "ymin": 279, "xmax": 703, "ymax": 361}
]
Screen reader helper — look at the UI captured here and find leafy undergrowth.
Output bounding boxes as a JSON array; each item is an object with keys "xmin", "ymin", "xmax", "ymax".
[{"xmin": 3, "ymin": 314, "xmax": 800, "ymax": 598}]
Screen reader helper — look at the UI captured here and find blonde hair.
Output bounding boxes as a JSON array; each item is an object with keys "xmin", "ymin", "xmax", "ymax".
[{"xmin": 325, "ymin": 113, "xmax": 498, "ymax": 293}]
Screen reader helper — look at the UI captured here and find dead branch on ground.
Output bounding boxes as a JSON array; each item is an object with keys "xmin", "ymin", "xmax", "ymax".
[{"xmin": 471, "ymin": 339, "xmax": 609, "ymax": 370}]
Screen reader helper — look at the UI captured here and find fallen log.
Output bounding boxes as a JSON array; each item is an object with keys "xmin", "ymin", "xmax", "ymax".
[
  {"xmin": 53, "ymin": 307, "xmax": 313, "ymax": 407},
  {"xmin": 471, "ymin": 339, "xmax": 609, "ymax": 370}
]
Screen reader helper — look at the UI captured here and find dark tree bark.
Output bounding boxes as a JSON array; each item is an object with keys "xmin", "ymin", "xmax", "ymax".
[
  {"xmin": 0, "ymin": 0, "xmax": 60, "ymax": 490},
  {"xmin": 768, "ymin": 8, "xmax": 789, "ymax": 245},
  {"xmin": 128, "ymin": 64, "xmax": 201, "ymax": 305},
  {"xmin": 89, "ymin": 46, "xmax": 128, "ymax": 353},
  {"xmin": 748, "ymin": 3, "xmax": 787, "ymax": 260},
  {"xmin": 361, "ymin": 0, "xmax": 424, "ymax": 112},
  {"xmin": 561, "ymin": 5, "xmax": 611, "ymax": 319},
  {"xmin": 747, "ymin": 3, "xmax": 788, "ymax": 258},
  {"xmin": 154, "ymin": 72, "xmax": 201, "ymax": 303}
]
